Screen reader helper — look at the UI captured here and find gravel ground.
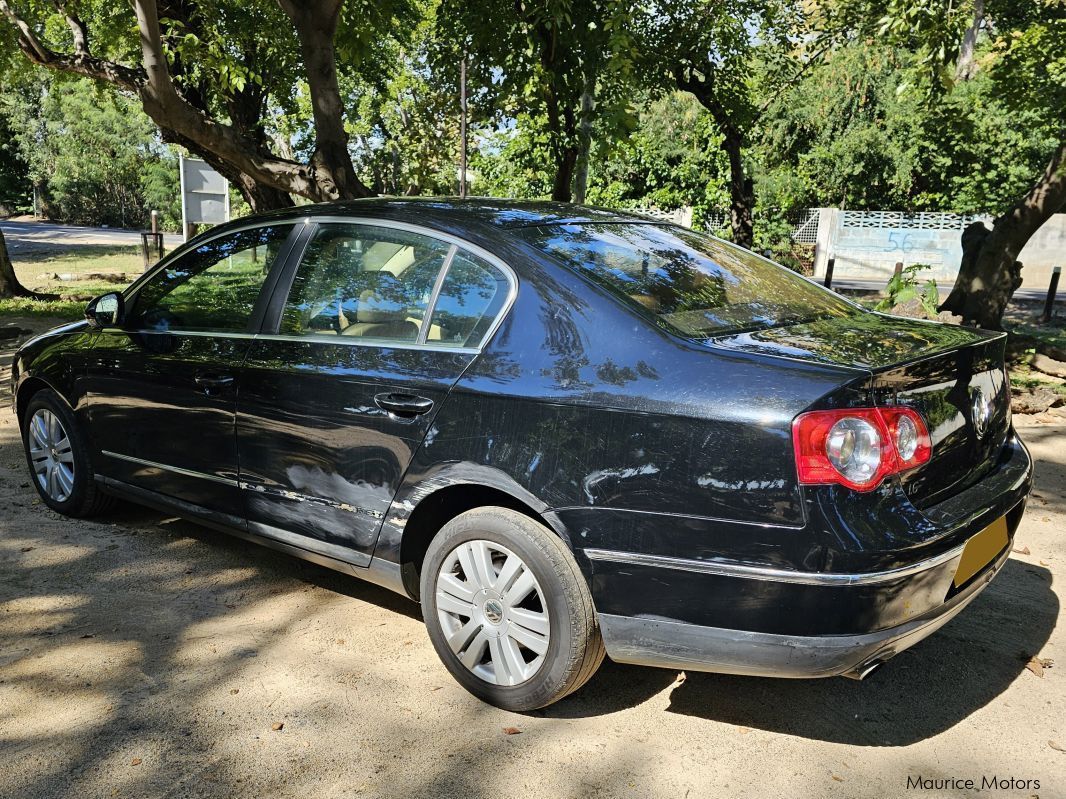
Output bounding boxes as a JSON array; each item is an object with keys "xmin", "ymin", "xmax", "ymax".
[{"xmin": 0, "ymin": 323, "xmax": 1064, "ymax": 799}]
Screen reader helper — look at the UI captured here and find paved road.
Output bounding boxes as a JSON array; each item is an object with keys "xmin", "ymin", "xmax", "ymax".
[
  {"xmin": 1, "ymin": 220, "xmax": 184, "ymax": 255},
  {"xmin": 828, "ymin": 277, "xmax": 1063, "ymax": 303}
]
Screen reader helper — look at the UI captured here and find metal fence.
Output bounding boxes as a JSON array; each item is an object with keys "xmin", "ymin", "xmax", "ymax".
[{"xmin": 840, "ymin": 210, "xmax": 989, "ymax": 231}]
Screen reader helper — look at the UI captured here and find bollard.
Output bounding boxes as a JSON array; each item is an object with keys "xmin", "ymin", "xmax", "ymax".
[
  {"xmin": 823, "ymin": 257, "xmax": 835, "ymax": 289},
  {"xmin": 1042, "ymin": 266, "xmax": 1061, "ymax": 324},
  {"xmin": 140, "ymin": 231, "xmax": 164, "ymax": 271},
  {"xmin": 894, "ymin": 261, "xmax": 903, "ymax": 280}
]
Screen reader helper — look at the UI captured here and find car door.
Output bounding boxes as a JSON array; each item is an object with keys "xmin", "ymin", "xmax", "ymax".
[
  {"xmin": 85, "ymin": 222, "xmax": 300, "ymax": 520},
  {"xmin": 236, "ymin": 219, "xmax": 514, "ymax": 565}
]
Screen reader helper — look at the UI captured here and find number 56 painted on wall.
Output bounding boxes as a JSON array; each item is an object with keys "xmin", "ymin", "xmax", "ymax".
[{"xmin": 885, "ymin": 231, "xmax": 915, "ymax": 253}]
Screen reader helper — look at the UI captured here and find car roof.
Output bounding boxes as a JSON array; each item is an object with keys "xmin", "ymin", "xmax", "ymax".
[{"xmin": 211, "ymin": 197, "xmax": 663, "ymax": 238}]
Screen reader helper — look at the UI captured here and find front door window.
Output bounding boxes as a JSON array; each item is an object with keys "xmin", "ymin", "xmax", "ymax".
[{"xmin": 131, "ymin": 225, "xmax": 293, "ymax": 333}]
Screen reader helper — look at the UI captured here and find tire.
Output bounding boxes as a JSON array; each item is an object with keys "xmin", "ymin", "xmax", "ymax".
[
  {"xmin": 21, "ymin": 388, "xmax": 115, "ymax": 518},
  {"xmin": 420, "ymin": 507, "xmax": 605, "ymax": 711}
]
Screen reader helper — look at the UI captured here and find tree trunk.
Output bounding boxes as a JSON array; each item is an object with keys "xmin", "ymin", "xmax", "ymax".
[
  {"xmin": 721, "ymin": 132, "xmax": 754, "ymax": 249},
  {"xmin": 676, "ymin": 72, "xmax": 757, "ymax": 248},
  {"xmin": 278, "ymin": 0, "xmax": 371, "ymax": 200},
  {"xmin": 940, "ymin": 138, "xmax": 1066, "ymax": 328},
  {"xmin": 571, "ymin": 77, "xmax": 595, "ymax": 204},
  {"xmin": 236, "ymin": 176, "xmax": 294, "ymax": 212},
  {"xmin": 955, "ymin": 0, "xmax": 984, "ymax": 82},
  {"xmin": 0, "ymin": 227, "xmax": 33, "ymax": 299}
]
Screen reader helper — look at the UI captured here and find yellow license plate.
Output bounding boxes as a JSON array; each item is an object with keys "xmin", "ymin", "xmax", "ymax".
[{"xmin": 953, "ymin": 515, "xmax": 1009, "ymax": 588}]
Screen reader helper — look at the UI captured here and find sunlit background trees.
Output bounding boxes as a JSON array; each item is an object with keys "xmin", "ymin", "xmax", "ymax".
[{"xmin": 0, "ymin": 0, "xmax": 1063, "ymax": 323}]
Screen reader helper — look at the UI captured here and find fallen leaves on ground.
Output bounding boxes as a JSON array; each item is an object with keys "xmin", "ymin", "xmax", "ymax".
[
  {"xmin": 1049, "ymin": 741, "xmax": 1065, "ymax": 753},
  {"xmin": 502, "ymin": 727, "xmax": 522, "ymax": 735},
  {"xmin": 1013, "ymin": 546, "xmax": 1031, "ymax": 555},
  {"xmin": 1023, "ymin": 656, "xmax": 1054, "ymax": 677},
  {"xmin": 271, "ymin": 722, "xmax": 284, "ymax": 731},
  {"xmin": 130, "ymin": 758, "xmax": 142, "ymax": 766}
]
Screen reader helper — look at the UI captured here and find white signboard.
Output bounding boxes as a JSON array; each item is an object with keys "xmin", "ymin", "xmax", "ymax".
[{"xmin": 179, "ymin": 154, "xmax": 229, "ymax": 240}]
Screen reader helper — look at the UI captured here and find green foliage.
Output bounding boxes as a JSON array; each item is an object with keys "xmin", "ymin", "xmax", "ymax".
[
  {"xmin": 0, "ymin": 110, "xmax": 29, "ymax": 214},
  {"xmin": 345, "ymin": 4, "xmax": 462, "ymax": 196},
  {"xmin": 874, "ymin": 263, "xmax": 940, "ymax": 317},
  {"xmin": 1, "ymin": 75, "xmax": 180, "ymax": 229},
  {"xmin": 586, "ymin": 93, "xmax": 727, "ymax": 215},
  {"xmin": 755, "ymin": 39, "xmax": 1060, "ymax": 216}
]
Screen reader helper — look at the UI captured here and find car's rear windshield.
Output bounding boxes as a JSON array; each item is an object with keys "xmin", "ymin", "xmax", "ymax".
[{"xmin": 519, "ymin": 222, "xmax": 857, "ymax": 338}]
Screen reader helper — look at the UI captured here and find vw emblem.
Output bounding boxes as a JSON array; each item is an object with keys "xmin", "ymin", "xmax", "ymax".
[{"xmin": 971, "ymin": 387, "xmax": 992, "ymax": 438}]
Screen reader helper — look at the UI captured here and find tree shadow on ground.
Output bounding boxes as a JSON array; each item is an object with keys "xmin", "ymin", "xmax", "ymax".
[{"xmin": 660, "ymin": 559, "xmax": 1056, "ymax": 745}]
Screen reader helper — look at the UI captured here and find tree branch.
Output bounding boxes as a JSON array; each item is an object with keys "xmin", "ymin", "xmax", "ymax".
[
  {"xmin": 131, "ymin": 0, "xmax": 336, "ymax": 201},
  {"xmin": 275, "ymin": 0, "xmax": 369, "ymax": 198},
  {"xmin": 0, "ymin": 0, "xmax": 142, "ymax": 88},
  {"xmin": 52, "ymin": 0, "xmax": 89, "ymax": 55}
]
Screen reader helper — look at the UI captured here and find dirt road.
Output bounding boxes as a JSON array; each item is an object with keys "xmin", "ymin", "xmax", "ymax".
[
  {"xmin": 0, "ymin": 221, "xmax": 183, "ymax": 258},
  {"xmin": 0, "ymin": 323, "xmax": 1063, "ymax": 799}
]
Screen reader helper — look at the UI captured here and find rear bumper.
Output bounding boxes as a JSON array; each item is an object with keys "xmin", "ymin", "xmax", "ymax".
[
  {"xmin": 597, "ymin": 542, "xmax": 1010, "ymax": 679},
  {"xmin": 587, "ymin": 434, "xmax": 1032, "ymax": 678}
]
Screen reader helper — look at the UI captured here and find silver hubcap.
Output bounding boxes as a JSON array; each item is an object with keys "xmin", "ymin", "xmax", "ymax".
[
  {"xmin": 435, "ymin": 540, "xmax": 550, "ymax": 686},
  {"xmin": 28, "ymin": 409, "xmax": 75, "ymax": 503}
]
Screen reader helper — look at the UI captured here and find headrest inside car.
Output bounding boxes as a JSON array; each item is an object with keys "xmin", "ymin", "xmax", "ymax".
[{"xmin": 356, "ymin": 289, "xmax": 407, "ymax": 323}]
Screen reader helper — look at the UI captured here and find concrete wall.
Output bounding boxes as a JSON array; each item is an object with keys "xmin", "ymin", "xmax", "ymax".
[{"xmin": 812, "ymin": 209, "xmax": 1065, "ymax": 290}]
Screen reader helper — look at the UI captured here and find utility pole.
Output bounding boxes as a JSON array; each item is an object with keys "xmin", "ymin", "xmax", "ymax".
[{"xmin": 459, "ymin": 54, "xmax": 468, "ymax": 198}]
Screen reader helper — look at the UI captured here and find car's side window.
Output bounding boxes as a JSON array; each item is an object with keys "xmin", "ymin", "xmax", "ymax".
[
  {"xmin": 131, "ymin": 225, "xmax": 293, "ymax": 333},
  {"xmin": 280, "ymin": 224, "xmax": 451, "ymax": 343},
  {"xmin": 425, "ymin": 251, "xmax": 511, "ymax": 348}
]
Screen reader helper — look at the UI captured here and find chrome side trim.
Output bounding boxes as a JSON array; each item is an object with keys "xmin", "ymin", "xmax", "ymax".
[
  {"xmin": 583, "ymin": 545, "xmax": 968, "ymax": 587},
  {"xmin": 239, "ymin": 480, "xmax": 385, "ymax": 520},
  {"xmin": 100, "ymin": 450, "xmax": 239, "ymax": 487},
  {"xmin": 97, "ymin": 327, "xmax": 480, "ymax": 354},
  {"xmin": 251, "ymin": 333, "xmax": 478, "ymax": 355},
  {"xmin": 247, "ymin": 520, "xmax": 372, "ymax": 567},
  {"xmin": 95, "ymin": 473, "xmax": 410, "ymax": 597},
  {"xmin": 98, "ymin": 328, "xmax": 258, "ymax": 339}
]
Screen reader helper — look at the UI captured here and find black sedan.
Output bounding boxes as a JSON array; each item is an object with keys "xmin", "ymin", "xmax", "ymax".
[{"xmin": 11, "ymin": 199, "xmax": 1032, "ymax": 710}]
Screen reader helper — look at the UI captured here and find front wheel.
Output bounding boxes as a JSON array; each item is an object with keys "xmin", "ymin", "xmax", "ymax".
[
  {"xmin": 420, "ymin": 507, "xmax": 605, "ymax": 711},
  {"xmin": 21, "ymin": 389, "xmax": 114, "ymax": 517}
]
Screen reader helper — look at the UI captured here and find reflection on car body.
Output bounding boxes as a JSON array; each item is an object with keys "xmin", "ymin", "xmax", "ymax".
[{"xmin": 11, "ymin": 198, "xmax": 1032, "ymax": 710}]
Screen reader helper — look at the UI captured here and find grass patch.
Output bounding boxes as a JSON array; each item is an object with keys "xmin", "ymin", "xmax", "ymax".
[
  {"xmin": 1005, "ymin": 320, "xmax": 1066, "ymax": 358},
  {"xmin": 0, "ymin": 296, "xmax": 86, "ymax": 321},
  {"xmin": 17, "ymin": 243, "xmax": 144, "ymax": 271},
  {"xmin": 1010, "ymin": 367, "xmax": 1066, "ymax": 397}
]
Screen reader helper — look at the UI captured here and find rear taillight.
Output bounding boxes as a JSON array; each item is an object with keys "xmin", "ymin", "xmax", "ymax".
[{"xmin": 792, "ymin": 407, "xmax": 931, "ymax": 491}]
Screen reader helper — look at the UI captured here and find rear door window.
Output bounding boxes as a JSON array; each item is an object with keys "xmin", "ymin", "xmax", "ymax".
[
  {"xmin": 425, "ymin": 251, "xmax": 511, "ymax": 349},
  {"xmin": 280, "ymin": 223, "xmax": 451, "ymax": 343}
]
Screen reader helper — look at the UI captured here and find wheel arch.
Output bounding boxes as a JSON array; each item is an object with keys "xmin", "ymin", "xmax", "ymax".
[
  {"xmin": 15, "ymin": 375, "xmax": 68, "ymax": 427},
  {"xmin": 390, "ymin": 475, "xmax": 575, "ymax": 599}
]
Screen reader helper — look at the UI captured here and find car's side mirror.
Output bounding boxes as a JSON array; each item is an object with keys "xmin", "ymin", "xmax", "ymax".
[{"xmin": 85, "ymin": 292, "xmax": 124, "ymax": 329}]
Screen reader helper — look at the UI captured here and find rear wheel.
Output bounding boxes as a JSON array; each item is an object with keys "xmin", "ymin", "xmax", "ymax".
[
  {"xmin": 420, "ymin": 507, "xmax": 605, "ymax": 710},
  {"xmin": 21, "ymin": 389, "xmax": 114, "ymax": 517}
]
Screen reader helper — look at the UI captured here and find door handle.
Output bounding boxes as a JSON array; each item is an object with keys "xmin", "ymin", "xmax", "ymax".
[
  {"xmin": 194, "ymin": 372, "xmax": 235, "ymax": 394},
  {"xmin": 374, "ymin": 392, "xmax": 434, "ymax": 417}
]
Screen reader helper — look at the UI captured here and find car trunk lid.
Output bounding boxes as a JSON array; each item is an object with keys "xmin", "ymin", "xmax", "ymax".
[{"xmin": 707, "ymin": 312, "xmax": 1011, "ymax": 506}]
